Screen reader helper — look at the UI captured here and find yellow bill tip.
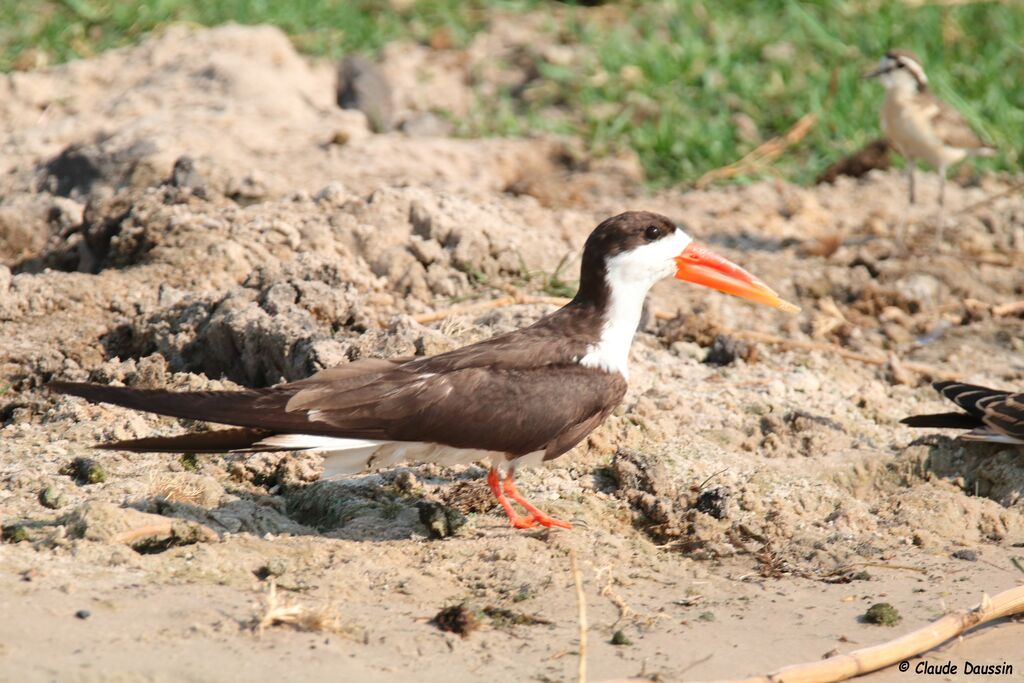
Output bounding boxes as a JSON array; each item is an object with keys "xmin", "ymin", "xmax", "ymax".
[{"xmin": 775, "ymin": 300, "xmax": 802, "ymax": 315}]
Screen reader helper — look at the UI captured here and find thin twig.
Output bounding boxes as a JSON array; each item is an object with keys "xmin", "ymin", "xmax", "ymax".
[
  {"xmin": 695, "ymin": 113, "xmax": 817, "ymax": 189},
  {"xmin": 697, "ymin": 468, "xmax": 730, "ymax": 492},
  {"xmin": 571, "ymin": 548, "xmax": 588, "ymax": 683},
  {"xmin": 832, "ymin": 561, "xmax": 928, "ymax": 575},
  {"xmin": 954, "ymin": 177, "xmax": 1024, "ymax": 216},
  {"xmin": 960, "ymin": 253, "xmax": 1023, "ymax": 268},
  {"xmin": 992, "ymin": 300, "xmax": 1024, "ymax": 317}
]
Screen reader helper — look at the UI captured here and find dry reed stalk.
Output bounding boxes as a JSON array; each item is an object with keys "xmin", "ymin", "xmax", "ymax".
[
  {"xmin": 695, "ymin": 113, "xmax": 817, "ymax": 189},
  {"xmin": 598, "ymin": 585, "xmax": 1024, "ymax": 683},
  {"xmin": 571, "ymin": 549, "xmax": 588, "ymax": 683}
]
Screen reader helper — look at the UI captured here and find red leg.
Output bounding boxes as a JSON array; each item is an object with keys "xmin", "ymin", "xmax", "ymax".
[
  {"xmin": 487, "ymin": 467, "xmax": 537, "ymax": 529},
  {"xmin": 502, "ymin": 469, "xmax": 572, "ymax": 529}
]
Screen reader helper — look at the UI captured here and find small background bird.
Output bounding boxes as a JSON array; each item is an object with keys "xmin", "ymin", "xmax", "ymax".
[{"xmin": 866, "ymin": 49, "xmax": 994, "ymax": 217}]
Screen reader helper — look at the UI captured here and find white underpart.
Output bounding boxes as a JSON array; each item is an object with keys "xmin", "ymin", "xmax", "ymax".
[
  {"xmin": 960, "ymin": 429, "xmax": 1024, "ymax": 445},
  {"xmin": 252, "ymin": 434, "xmax": 541, "ymax": 477},
  {"xmin": 580, "ymin": 228, "xmax": 692, "ymax": 378}
]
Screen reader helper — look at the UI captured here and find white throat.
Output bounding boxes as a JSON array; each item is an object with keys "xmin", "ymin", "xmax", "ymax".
[{"xmin": 579, "ymin": 228, "xmax": 691, "ymax": 378}]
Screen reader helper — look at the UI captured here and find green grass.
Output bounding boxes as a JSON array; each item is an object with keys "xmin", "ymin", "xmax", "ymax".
[
  {"xmin": 0, "ymin": 0, "xmax": 505, "ymax": 66},
  {"xmin": 2, "ymin": 0, "xmax": 1021, "ymax": 185}
]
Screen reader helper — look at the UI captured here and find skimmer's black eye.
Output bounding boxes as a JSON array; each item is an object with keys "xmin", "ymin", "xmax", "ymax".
[{"xmin": 644, "ymin": 225, "xmax": 661, "ymax": 241}]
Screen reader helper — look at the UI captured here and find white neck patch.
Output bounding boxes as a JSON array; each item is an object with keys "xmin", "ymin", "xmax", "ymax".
[{"xmin": 579, "ymin": 228, "xmax": 691, "ymax": 378}]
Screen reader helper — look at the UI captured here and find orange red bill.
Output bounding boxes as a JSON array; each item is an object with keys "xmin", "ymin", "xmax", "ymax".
[{"xmin": 674, "ymin": 242, "xmax": 800, "ymax": 314}]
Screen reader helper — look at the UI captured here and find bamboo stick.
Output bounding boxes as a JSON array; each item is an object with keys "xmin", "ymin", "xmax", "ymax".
[{"xmin": 600, "ymin": 585, "xmax": 1024, "ymax": 683}]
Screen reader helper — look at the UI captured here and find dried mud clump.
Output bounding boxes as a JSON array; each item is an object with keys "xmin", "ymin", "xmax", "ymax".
[
  {"xmin": 610, "ymin": 448, "xmax": 736, "ymax": 557},
  {"xmin": 694, "ymin": 487, "xmax": 732, "ymax": 520},
  {"xmin": 337, "ymin": 55, "xmax": 394, "ymax": 133},
  {"xmin": 108, "ymin": 257, "xmax": 374, "ymax": 386},
  {"xmin": 433, "ymin": 604, "xmax": 479, "ymax": 638},
  {"xmin": 229, "ymin": 452, "xmax": 323, "ymax": 492},
  {"xmin": 610, "ymin": 449, "xmax": 815, "ymax": 559},
  {"xmin": 38, "ymin": 139, "xmax": 161, "ymax": 201},
  {"xmin": 658, "ymin": 310, "xmax": 722, "ymax": 349},
  {"xmin": 816, "ymin": 138, "xmax": 891, "ymax": 184},
  {"xmin": 283, "ymin": 479, "xmax": 425, "ymax": 540},
  {"xmin": 60, "ymin": 501, "xmax": 218, "ymax": 552},
  {"xmin": 703, "ymin": 334, "xmax": 758, "ymax": 366},
  {"xmin": 20, "ymin": 188, "xmax": 160, "ymax": 274},
  {"xmin": 758, "ymin": 410, "xmax": 848, "ymax": 458},
  {"xmin": 611, "ymin": 448, "xmax": 679, "ymax": 530}
]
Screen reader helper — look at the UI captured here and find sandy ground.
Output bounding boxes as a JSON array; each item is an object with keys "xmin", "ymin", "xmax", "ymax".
[{"xmin": 1, "ymin": 22, "xmax": 1023, "ymax": 683}]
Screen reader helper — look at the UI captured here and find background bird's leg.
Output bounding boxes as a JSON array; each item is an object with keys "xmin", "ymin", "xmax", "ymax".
[
  {"xmin": 487, "ymin": 467, "xmax": 536, "ymax": 529},
  {"xmin": 906, "ymin": 157, "xmax": 916, "ymax": 204},
  {"xmin": 936, "ymin": 163, "xmax": 948, "ymax": 244},
  {"xmin": 502, "ymin": 468, "xmax": 572, "ymax": 529},
  {"xmin": 938, "ymin": 162, "xmax": 947, "ymax": 207}
]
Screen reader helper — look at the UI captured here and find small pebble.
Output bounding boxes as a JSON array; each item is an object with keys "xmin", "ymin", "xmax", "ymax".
[
  {"xmin": 610, "ymin": 629, "xmax": 632, "ymax": 646},
  {"xmin": 952, "ymin": 549, "xmax": 978, "ymax": 562},
  {"xmin": 75, "ymin": 610, "xmax": 91, "ymax": 620},
  {"xmin": 38, "ymin": 485, "xmax": 64, "ymax": 509}
]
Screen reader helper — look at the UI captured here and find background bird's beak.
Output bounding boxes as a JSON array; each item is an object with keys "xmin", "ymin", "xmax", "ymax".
[
  {"xmin": 674, "ymin": 243, "xmax": 800, "ymax": 314},
  {"xmin": 863, "ymin": 65, "xmax": 886, "ymax": 79}
]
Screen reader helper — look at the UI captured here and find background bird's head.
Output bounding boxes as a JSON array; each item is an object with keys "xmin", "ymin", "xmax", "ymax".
[{"xmin": 866, "ymin": 49, "xmax": 928, "ymax": 93}]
